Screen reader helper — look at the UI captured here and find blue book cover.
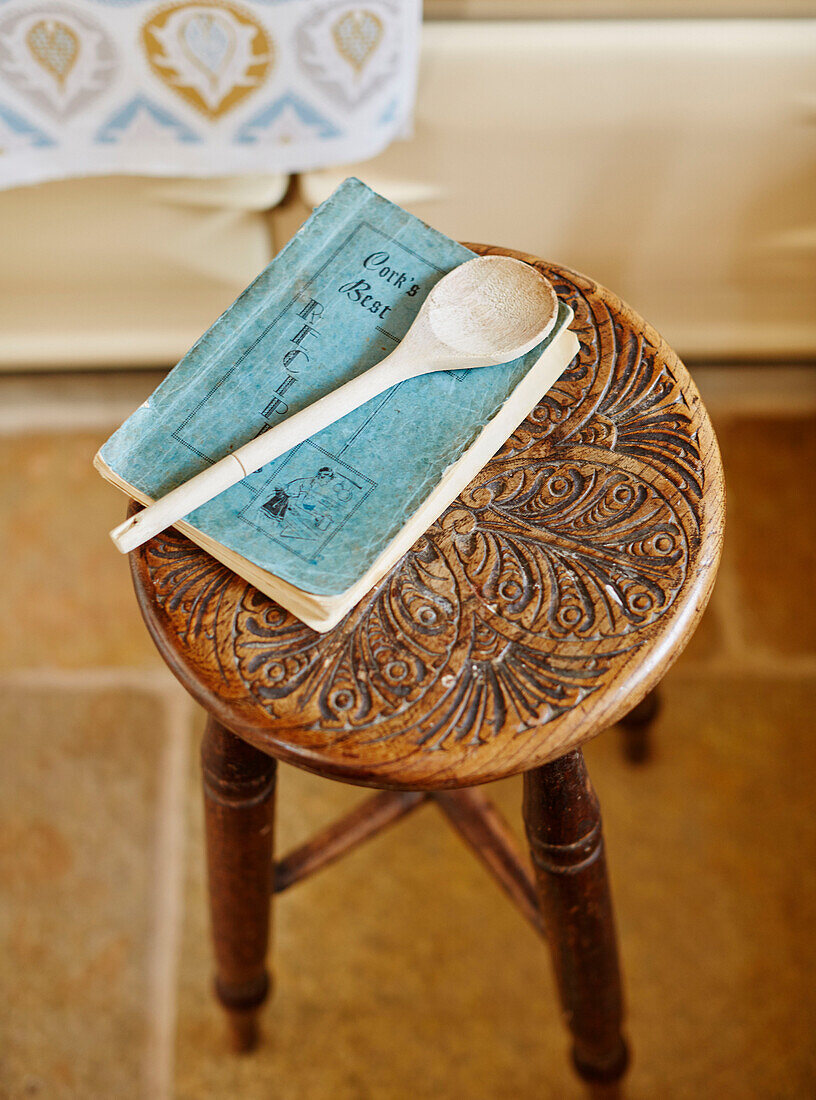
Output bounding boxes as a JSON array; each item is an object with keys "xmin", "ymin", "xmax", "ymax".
[{"xmin": 97, "ymin": 178, "xmax": 576, "ymax": 622}]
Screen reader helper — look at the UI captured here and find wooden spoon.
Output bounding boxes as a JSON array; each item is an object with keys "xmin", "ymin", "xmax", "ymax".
[{"xmin": 110, "ymin": 255, "xmax": 559, "ymax": 554}]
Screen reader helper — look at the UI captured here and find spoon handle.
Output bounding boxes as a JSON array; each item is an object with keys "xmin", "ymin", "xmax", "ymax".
[{"xmin": 109, "ymin": 354, "xmax": 404, "ymax": 553}]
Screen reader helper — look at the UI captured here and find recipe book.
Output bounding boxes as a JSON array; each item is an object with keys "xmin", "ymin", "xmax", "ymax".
[{"xmin": 95, "ymin": 178, "xmax": 579, "ymax": 632}]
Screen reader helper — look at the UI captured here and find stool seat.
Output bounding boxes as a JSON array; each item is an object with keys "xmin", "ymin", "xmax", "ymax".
[{"xmin": 129, "ymin": 245, "xmax": 724, "ymax": 791}]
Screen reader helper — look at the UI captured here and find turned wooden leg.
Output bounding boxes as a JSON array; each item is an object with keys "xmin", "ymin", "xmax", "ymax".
[
  {"xmin": 619, "ymin": 687, "xmax": 661, "ymax": 764},
  {"xmin": 201, "ymin": 716, "xmax": 276, "ymax": 1052},
  {"xmin": 523, "ymin": 750, "xmax": 628, "ymax": 1090}
]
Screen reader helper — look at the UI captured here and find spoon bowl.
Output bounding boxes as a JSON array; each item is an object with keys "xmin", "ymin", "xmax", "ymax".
[
  {"xmin": 427, "ymin": 255, "xmax": 558, "ymax": 362},
  {"xmin": 110, "ymin": 255, "xmax": 561, "ymax": 554}
]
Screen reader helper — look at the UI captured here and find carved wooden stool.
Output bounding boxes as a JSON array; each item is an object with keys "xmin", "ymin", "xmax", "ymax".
[{"xmin": 128, "ymin": 246, "xmax": 724, "ymax": 1093}]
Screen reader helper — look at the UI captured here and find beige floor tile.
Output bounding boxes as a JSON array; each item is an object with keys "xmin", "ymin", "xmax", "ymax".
[
  {"xmin": 585, "ymin": 674, "xmax": 816, "ymax": 1099},
  {"xmin": 714, "ymin": 415, "xmax": 816, "ymax": 657},
  {"xmin": 0, "ymin": 431, "xmax": 162, "ymax": 670},
  {"xmin": 174, "ymin": 673, "xmax": 816, "ymax": 1098},
  {"xmin": 0, "ymin": 684, "xmax": 172, "ymax": 1099}
]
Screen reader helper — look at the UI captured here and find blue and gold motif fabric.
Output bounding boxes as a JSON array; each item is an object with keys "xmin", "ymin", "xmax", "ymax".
[{"xmin": 0, "ymin": 0, "xmax": 419, "ymax": 187}]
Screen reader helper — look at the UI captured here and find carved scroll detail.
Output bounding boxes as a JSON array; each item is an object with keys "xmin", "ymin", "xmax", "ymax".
[{"xmin": 142, "ymin": 257, "xmax": 709, "ymax": 761}]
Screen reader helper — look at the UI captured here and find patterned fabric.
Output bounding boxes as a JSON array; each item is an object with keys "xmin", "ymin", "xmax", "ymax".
[{"xmin": 0, "ymin": 0, "xmax": 419, "ymax": 188}]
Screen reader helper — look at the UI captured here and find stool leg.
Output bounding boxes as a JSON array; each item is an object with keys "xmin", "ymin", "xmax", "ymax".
[
  {"xmin": 201, "ymin": 716, "xmax": 276, "ymax": 1052},
  {"xmin": 523, "ymin": 750, "xmax": 629, "ymax": 1091},
  {"xmin": 619, "ymin": 687, "xmax": 661, "ymax": 764}
]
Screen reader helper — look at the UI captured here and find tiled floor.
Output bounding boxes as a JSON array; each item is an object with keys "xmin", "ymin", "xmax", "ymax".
[{"xmin": 1, "ymin": 367, "xmax": 814, "ymax": 1099}]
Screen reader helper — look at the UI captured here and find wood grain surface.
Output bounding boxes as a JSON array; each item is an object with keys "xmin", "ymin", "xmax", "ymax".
[{"xmin": 129, "ymin": 245, "xmax": 725, "ymax": 790}]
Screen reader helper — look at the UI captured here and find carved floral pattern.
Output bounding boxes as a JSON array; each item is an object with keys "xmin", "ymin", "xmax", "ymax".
[{"xmin": 138, "ymin": 256, "xmax": 712, "ymax": 764}]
